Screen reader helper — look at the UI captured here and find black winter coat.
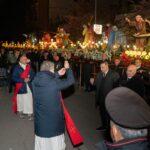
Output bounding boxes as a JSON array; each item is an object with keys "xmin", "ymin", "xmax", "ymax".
[
  {"xmin": 32, "ymin": 69, "xmax": 75, "ymax": 138},
  {"xmin": 119, "ymin": 75, "xmax": 145, "ymax": 98},
  {"xmin": 95, "ymin": 70, "xmax": 120, "ymax": 106}
]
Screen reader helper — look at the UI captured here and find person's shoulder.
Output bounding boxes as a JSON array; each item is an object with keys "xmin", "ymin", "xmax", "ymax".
[
  {"xmin": 132, "ymin": 75, "xmax": 143, "ymax": 82},
  {"xmin": 97, "ymin": 71, "xmax": 103, "ymax": 76},
  {"xmin": 13, "ymin": 63, "xmax": 21, "ymax": 70},
  {"xmin": 109, "ymin": 69, "xmax": 119, "ymax": 75}
]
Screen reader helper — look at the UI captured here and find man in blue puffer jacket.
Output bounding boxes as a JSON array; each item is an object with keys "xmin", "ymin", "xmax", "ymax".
[{"xmin": 32, "ymin": 60, "xmax": 75, "ymax": 150}]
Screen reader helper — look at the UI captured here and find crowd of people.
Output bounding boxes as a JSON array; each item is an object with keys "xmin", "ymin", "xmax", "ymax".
[{"xmin": 0, "ymin": 41, "xmax": 150, "ymax": 150}]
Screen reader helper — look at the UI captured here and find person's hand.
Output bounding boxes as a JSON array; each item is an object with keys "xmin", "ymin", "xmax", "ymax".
[
  {"xmin": 90, "ymin": 78, "xmax": 94, "ymax": 85},
  {"xmin": 125, "ymin": 17, "xmax": 130, "ymax": 22},
  {"xmin": 145, "ymin": 19, "xmax": 150, "ymax": 24},
  {"xmin": 64, "ymin": 61, "xmax": 70, "ymax": 69},
  {"xmin": 24, "ymin": 78, "xmax": 30, "ymax": 83},
  {"xmin": 145, "ymin": 18, "xmax": 149, "ymax": 22},
  {"xmin": 139, "ymin": 70, "xmax": 144, "ymax": 73},
  {"xmin": 58, "ymin": 68, "xmax": 66, "ymax": 76},
  {"xmin": 27, "ymin": 59, "xmax": 30, "ymax": 63}
]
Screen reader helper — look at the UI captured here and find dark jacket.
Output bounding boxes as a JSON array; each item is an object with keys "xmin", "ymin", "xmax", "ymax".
[
  {"xmin": 97, "ymin": 138, "xmax": 150, "ymax": 150},
  {"xmin": 95, "ymin": 70, "xmax": 120, "ymax": 105},
  {"xmin": 32, "ymin": 69, "xmax": 75, "ymax": 138},
  {"xmin": 119, "ymin": 75, "xmax": 145, "ymax": 98},
  {"xmin": 12, "ymin": 63, "xmax": 35, "ymax": 94},
  {"xmin": 111, "ymin": 64, "xmax": 123, "ymax": 77}
]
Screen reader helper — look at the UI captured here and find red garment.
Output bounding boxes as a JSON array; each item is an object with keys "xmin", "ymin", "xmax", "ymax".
[
  {"xmin": 60, "ymin": 95, "xmax": 84, "ymax": 146},
  {"xmin": 12, "ymin": 64, "xmax": 30, "ymax": 113}
]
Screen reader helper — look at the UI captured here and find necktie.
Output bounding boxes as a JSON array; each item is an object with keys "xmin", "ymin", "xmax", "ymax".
[{"xmin": 103, "ymin": 73, "xmax": 106, "ymax": 78}]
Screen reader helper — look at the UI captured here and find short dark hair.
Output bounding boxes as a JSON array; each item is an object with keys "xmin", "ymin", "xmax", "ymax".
[
  {"xmin": 18, "ymin": 54, "xmax": 27, "ymax": 61},
  {"xmin": 100, "ymin": 60, "xmax": 109, "ymax": 66}
]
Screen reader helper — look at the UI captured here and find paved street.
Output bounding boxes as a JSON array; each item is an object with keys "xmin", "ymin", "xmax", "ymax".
[{"xmin": 0, "ymin": 86, "xmax": 103, "ymax": 150}]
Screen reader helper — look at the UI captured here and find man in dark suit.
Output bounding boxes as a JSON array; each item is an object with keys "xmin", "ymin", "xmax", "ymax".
[
  {"xmin": 93, "ymin": 61, "xmax": 120, "ymax": 130},
  {"xmin": 119, "ymin": 64, "xmax": 145, "ymax": 98}
]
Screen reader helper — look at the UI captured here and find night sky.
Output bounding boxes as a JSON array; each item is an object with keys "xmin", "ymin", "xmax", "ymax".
[
  {"xmin": 0, "ymin": 0, "xmax": 26, "ymax": 40},
  {"xmin": 0, "ymin": 0, "xmax": 134, "ymax": 41}
]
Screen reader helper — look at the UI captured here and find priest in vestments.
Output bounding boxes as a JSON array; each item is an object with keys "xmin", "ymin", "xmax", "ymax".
[{"xmin": 12, "ymin": 54, "xmax": 35, "ymax": 120}]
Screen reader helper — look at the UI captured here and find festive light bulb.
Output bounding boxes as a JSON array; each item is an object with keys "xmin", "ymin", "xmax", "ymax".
[{"xmin": 142, "ymin": 51, "xmax": 147, "ymax": 56}]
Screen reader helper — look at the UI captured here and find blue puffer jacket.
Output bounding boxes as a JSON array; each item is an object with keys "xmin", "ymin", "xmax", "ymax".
[
  {"xmin": 32, "ymin": 69, "xmax": 75, "ymax": 138},
  {"xmin": 12, "ymin": 63, "xmax": 35, "ymax": 94}
]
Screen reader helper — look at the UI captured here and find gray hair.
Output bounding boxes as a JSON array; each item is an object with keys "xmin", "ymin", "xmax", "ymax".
[
  {"xmin": 110, "ymin": 121, "xmax": 148, "ymax": 139},
  {"xmin": 40, "ymin": 61, "xmax": 54, "ymax": 72}
]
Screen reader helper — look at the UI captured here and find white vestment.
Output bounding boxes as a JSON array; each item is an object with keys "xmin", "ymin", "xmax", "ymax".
[
  {"xmin": 17, "ymin": 63, "xmax": 33, "ymax": 114},
  {"xmin": 35, "ymin": 134, "xmax": 66, "ymax": 150}
]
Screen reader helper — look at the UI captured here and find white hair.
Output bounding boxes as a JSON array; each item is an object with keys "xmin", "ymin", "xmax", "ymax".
[
  {"xmin": 110, "ymin": 121, "xmax": 148, "ymax": 139},
  {"xmin": 40, "ymin": 61, "xmax": 54, "ymax": 72}
]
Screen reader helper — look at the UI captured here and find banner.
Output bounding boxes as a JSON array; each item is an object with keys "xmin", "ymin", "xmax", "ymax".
[{"xmin": 93, "ymin": 24, "xmax": 103, "ymax": 35}]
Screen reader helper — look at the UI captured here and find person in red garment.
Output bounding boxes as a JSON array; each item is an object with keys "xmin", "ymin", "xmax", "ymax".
[{"xmin": 12, "ymin": 54, "xmax": 35, "ymax": 120}]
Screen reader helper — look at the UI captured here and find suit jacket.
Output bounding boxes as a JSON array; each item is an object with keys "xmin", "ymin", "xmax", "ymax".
[
  {"xmin": 95, "ymin": 70, "xmax": 120, "ymax": 105},
  {"xmin": 137, "ymin": 66, "xmax": 148, "ymax": 78}
]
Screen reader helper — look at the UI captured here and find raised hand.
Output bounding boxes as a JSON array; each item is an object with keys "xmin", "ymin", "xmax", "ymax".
[
  {"xmin": 64, "ymin": 61, "xmax": 70, "ymax": 69},
  {"xmin": 58, "ymin": 68, "xmax": 66, "ymax": 76}
]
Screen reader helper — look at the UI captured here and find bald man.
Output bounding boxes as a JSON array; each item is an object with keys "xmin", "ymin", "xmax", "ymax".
[{"xmin": 119, "ymin": 64, "xmax": 145, "ymax": 98}]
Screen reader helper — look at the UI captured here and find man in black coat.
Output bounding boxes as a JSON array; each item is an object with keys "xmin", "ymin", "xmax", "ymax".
[
  {"xmin": 93, "ymin": 61, "xmax": 120, "ymax": 130},
  {"xmin": 32, "ymin": 60, "xmax": 75, "ymax": 150},
  {"xmin": 119, "ymin": 64, "xmax": 145, "ymax": 98}
]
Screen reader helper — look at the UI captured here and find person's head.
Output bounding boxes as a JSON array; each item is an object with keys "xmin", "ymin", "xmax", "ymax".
[
  {"xmin": 106, "ymin": 87, "xmax": 150, "ymax": 143},
  {"xmin": 126, "ymin": 64, "xmax": 137, "ymax": 78},
  {"xmin": 102, "ymin": 53, "xmax": 108, "ymax": 61},
  {"xmin": 59, "ymin": 28, "xmax": 64, "ymax": 33},
  {"xmin": 15, "ymin": 50, "xmax": 20, "ymax": 58},
  {"xmin": 88, "ymin": 22, "xmax": 91, "ymax": 26},
  {"xmin": 135, "ymin": 15, "xmax": 143, "ymax": 22},
  {"xmin": 114, "ymin": 58, "xmax": 121, "ymax": 66},
  {"xmin": 19, "ymin": 55, "xmax": 28, "ymax": 65},
  {"xmin": 135, "ymin": 59, "xmax": 142, "ymax": 68},
  {"xmin": 112, "ymin": 26, "xmax": 118, "ymax": 32},
  {"xmin": 83, "ymin": 24, "xmax": 87, "ymax": 28},
  {"xmin": 0, "ymin": 48, "xmax": 5, "ymax": 54},
  {"xmin": 110, "ymin": 121, "xmax": 148, "ymax": 142},
  {"xmin": 100, "ymin": 61, "xmax": 109, "ymax": 73},
  {"xmin": 106, "ymin": 23, "xmax": 111, "ymax": 27},
  {"xmin": 40, "ymin": 61, "xmax": 55, "ymax": 73}
]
